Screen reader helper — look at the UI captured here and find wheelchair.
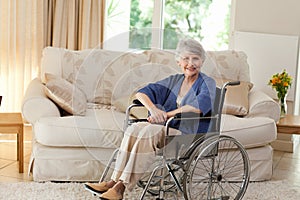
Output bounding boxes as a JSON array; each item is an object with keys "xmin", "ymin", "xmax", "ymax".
[{"xmin": 99, "ymin": 81, "xmax": 250, "ymax": 200}]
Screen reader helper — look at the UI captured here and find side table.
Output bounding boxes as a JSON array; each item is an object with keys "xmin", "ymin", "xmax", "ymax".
[
  {"xmin": 271, "ymin": 114, "xmax": 300, "ymax": 153},
  {"xmin": 0, "ymin": 113, "xmax": 24, "ymax": 173}
]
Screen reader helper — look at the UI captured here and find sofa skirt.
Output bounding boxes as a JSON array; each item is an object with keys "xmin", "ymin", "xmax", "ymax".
[
  {"xmin": 30, "ymin": 142, "xmax": 116, "ymax": 182},
  {"xmin": 246, "ymin": 144, "xmax": 273, "ymax": 181},
  {"xmin": 30, "ymin": 142, "xmax": 273, "ymax": 182}
]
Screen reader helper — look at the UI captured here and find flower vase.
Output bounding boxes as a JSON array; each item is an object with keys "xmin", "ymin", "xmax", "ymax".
[{"xmin": 279, "ymin": 95, "xmax": 287, "ymax": 117}]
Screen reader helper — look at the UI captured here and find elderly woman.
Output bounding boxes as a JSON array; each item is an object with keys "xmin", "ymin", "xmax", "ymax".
[{"xmin": 85, "ymin": 38, "xmax": 216, "ymax": 200}]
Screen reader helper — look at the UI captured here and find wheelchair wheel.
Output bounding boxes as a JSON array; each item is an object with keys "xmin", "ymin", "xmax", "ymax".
[{"xmin": 183, "ymin": 135, "xmax": 250, "ymax": 200}]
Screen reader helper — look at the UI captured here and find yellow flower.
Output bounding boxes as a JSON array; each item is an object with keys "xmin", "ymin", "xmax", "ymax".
[
  {"xmin": 271, "ymin": 78, "xmax": 277, "ymax": 85},
  {"xmin": 268, "ymin": 69, "xmax": 292, "ymax": 99}
]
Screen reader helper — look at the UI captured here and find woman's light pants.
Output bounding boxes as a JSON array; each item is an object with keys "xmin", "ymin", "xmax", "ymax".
[{"xmin": 111, "ymin": 122, "xmax": 179, "ymax": 190}]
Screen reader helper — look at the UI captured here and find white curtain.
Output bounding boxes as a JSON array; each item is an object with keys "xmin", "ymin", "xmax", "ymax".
[
  {"xmin": 45, "ymin": 0, "xmax": 105, "ymax": 49},
  {"xmin": 0, "ymin": 0, "xmax": 105, "ymax": 112},
  {"xmin": 0, "ymin": 0, "xmax": 44, "ymax": 112}
]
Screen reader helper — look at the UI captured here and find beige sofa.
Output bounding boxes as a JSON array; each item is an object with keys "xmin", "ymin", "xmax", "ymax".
[{"xmin": 22, "ymin": 47, "xmax": 280, "ymax": 182}]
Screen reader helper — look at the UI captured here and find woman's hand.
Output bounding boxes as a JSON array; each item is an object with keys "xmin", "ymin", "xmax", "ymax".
[
  {"xmin": 135, "ymin": 92, "xmax": 167, "ymax": 124},
  {"xmin": 148, "ymin": 107, "xmax": 167, "ymax": 124}
]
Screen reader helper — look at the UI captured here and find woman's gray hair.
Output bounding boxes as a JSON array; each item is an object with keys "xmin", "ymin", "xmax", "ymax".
[{"xmin": 175, "ymin": 38, "xmax": 206, "ymax": 62}]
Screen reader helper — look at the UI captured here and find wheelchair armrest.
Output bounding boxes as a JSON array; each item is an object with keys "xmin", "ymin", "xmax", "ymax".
[
  {"xmin": 126, "ymin": 99, "xmax": 145, "ymax": 113},
  {"xmin": 174, "ymin": 112, "xmax": 203, "ymax": 119},
  {"xmin": 124, "ymin": 99, "xmax": 148, "ymax": 130}
]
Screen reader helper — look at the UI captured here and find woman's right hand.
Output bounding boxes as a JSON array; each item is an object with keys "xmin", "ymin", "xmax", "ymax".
[{"xmin": 148, "ymin": 107, "xmax": 167, "ymax": 124}]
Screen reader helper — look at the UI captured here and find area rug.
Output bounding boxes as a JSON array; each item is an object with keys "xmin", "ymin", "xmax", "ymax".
[{"xmin": 0, "ymin": 180, "xmax": 299, "ymax": 199}]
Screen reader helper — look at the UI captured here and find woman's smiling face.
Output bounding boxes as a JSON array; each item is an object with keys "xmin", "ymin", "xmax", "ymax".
[{"xmin": 178, "ymin": 52, "xmax": 203, "ymax": 77}]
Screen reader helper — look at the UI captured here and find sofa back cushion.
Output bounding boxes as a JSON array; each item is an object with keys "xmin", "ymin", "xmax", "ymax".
[
  {"xmin": 202, "ymin": 50, "xmax": 252, "ymax": 116},
  {"xmin": 202, "ymin": 50, "xmax": 250, "ymax": 82},
  {"xmin": 41, "ymin": 47, "xmax": 250, "ymax": 108},
  {"xmin": 41, "ymin": 47, "xmax": 92, "ymax": 83},
  {"xmin": 41, "ymin": 47, "xmax": 180, "ymax": 105},
  {"xmin": 109, "ymin": 49, "xmax": 180, "ymax": 108},
  {"xmin": 70, "ymin": 49, "xmax": 124, "ymax": 103},
  {"xmin": 41, "ymin": 47, "xmax": 124, "ymax": 103}
]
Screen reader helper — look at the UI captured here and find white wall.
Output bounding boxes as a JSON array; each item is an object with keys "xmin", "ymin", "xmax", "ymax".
[
  {"xmin": 232, "ymin": 0, "xmax": 300, "ymax": 36},
  {"xmin": 230, "ymin": 0, "xmax": 300, "ymax": 114},
  {"xmin": 232, "ymin": 31, "xmax": 298, "ymax": 100}
]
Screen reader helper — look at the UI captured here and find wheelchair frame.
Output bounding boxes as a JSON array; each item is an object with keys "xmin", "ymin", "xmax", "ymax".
[{"xmin": 99, "ymin": 81, "xmax": 250, "ymax": 200}]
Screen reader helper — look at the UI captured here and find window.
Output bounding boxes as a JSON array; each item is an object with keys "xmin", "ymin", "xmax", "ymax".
[
  {"xmin": 104, "ymin": 0, "xmax": 231, "ymax": 50},
  {"xmin": 129, "ymin": 0, "xmax": 153, "ymax": 49},
  {"xmin": 163, "ymin": 0, "xmax": 231, "ymax": 50}
]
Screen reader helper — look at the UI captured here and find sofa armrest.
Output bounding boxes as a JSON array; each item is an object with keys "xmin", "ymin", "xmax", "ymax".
[
  {"xmin": 246, "ymin": 88, "xmax": 280, "ymax": 122},
  {"xmin": 22, "ymin": 78, "xmax": 60, "ymax": 124}
]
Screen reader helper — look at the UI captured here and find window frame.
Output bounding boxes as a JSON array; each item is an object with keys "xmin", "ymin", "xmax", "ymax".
[{"xmin": 151, "ymin": 0, "xmax": 165, "ymax": 49}]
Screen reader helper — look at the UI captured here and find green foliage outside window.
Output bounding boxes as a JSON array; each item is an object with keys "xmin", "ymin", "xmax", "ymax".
[
  {"xmin": 129, "ymin": 0, "xmax": 152, "ymax": 49},
  {"xmin": 129, "ymin": 0, "xmax": 230, "ymax": 50},
  {"xmin": 163, "ymin": 0, "xmax": 212, "ymax": 49}
]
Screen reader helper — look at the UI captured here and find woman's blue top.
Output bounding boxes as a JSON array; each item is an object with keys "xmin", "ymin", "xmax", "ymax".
[{"xmin": 137, "ymin": 72, "xmax": 216, "ymax": 134}]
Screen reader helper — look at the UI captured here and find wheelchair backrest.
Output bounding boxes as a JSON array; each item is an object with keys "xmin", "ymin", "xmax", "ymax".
[{"xmin": 206, "ymin": 86, "xmax": 226, "ymax": 133}]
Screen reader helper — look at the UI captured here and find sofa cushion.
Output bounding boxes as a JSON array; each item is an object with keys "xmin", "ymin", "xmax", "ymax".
[
  {"xmin": 202, "ymin": 50, "xmax": 250, "ymax": 82},
  {"xmin": 91, "ymin": 51, "xmax": 149, "ymax": 105},
  {"xmin": 214, "ymin": 78, "xmax": 253, "ymax": 116},
  {"xmin": 109, "ymin": 49, "xmax": 180, "ymax": 111},
  {"xmin": 44, "ymin": 74, "xmax": 87, "ymax": 115},
  {"xmin": 34, "ymin": 108, "xmax": 125, "ymax": 148},
  {"xmin": 111, "ymin": 66, "xmax": 178, "ymax": 111},
  {"xmin": 71, "ymin": 49, "xmax": 123, "ymax": 103},
  {"xmin": 220, "ymin": 114, "xmax": 276, "ymax": 148},
  {"xmin": 40, "ymin": 47, "xmax": 92, "ymax": 83},
  {"xmin": 41, "ymin": 47, "xmax": 126, "ymax": 104},
  {"xmin": 144, "ymin": 49, "xmax": 178, "ymax": 67}
]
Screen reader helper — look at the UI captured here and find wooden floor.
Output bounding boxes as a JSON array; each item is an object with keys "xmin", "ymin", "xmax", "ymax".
[{"xmin": 0, "ymin": 125, "xmax": 300, "ymax": 186}]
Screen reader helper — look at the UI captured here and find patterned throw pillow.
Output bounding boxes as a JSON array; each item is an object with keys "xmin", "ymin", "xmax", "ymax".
[
  {"xmin": 214, "ymin": 78, "xmax": 253, "ymax": 116},
  {"xmin": 44, "ymin": 73, "xmax": 87, "ymax": 116}
]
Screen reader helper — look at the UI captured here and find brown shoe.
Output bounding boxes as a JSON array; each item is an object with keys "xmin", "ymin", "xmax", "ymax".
[
  {"xmin": 84, "ymin": 182, "xmax": 110, "ymax": 195},
  {"xmin": 99, "ymin": 188, "xmax": 123, "ymax": 200}
]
